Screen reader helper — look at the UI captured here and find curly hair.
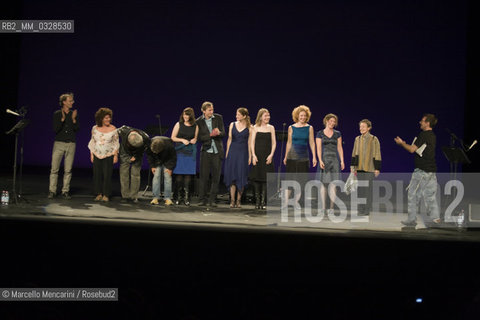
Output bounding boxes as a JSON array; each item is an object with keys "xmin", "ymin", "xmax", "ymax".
[
  {"xmin": 292, "ymin": 105, "xmax": 311, "ymax": 123},
  {"xmin": 95, "ymin": 107, "xmax": 113, "ymax": 127}
]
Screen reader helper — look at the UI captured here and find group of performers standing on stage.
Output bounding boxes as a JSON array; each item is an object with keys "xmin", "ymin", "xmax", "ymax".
[{"xmin": 47, "ymin": 92, "xmax": 441, "ymax": 225}]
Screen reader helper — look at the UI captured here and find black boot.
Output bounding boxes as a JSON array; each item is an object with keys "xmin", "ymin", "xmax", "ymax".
[
  {"xmin": 184, "ymin": 188, "xmax": 190, "ymax": 206},
  {"xmin": 261, "ymin": 189, "xmax": 267, "ymax": 210},
  {"xmin": 255, "ymin": 193, "xmax": 261, "ymax": 209},
  {"xmin": 175, "ymin": 185, "xmax": 183, "ymax": 205}
]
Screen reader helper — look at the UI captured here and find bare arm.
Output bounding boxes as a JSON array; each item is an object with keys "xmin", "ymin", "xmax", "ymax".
[
  {"xmin": 337, "ymin": 136, "xmax": 345, "ymax": 170},
  {"xmin": 267, "ymin": 125, "xmax": 276, "ymax": 164},
  {"xmin": 251, "ymin": 126, "xmax": 258, "ymax": 165},
  {"xmin": 309, "ymin": 126, "xmax": 317, "ymax": 167},
  {"xmin": 225, "ymin": 122, "xmax": 233, "ymax": 158},
  {"xmin": 394, "ymin": 136, "xmax": 417, "ymax": 153},
  {"xmin": 283, "ymin": 126, "xmax": 293, "ymax": 165},
  {"xmin": 248, "ymin": 127, "xmax": 252, "ymax": 165},
  {"xmin": 316, "ymin": 137, "xmax": 324, "ymax": 169},
  {"xmin": 170, "ymin": 122, "xmax": 184, "ymax": 143}
]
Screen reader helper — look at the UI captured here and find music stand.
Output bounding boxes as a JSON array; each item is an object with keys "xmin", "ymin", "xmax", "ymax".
[
  {"xmin": 6, "ymin": 119, "xmax": 30, "ymax": 204},
  {"xmin": 442, "ymin": 146, "xmax": 471, "ymax": 180}
]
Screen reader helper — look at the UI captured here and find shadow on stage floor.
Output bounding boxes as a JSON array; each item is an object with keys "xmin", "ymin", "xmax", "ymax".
[{"xmin": 1, "ymin": 167, "xmax": 480, "ymax": 318}]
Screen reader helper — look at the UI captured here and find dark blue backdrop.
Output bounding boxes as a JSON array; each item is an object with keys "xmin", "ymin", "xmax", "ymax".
[{"xmin": 16, "ymin": 0, "xmax": 467, "ymax": 172}]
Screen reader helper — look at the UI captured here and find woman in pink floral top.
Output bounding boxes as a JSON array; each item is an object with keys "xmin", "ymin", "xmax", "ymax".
[{"xmin": 88, "ymin": 108, "xmax": 119, "ymax": 202}]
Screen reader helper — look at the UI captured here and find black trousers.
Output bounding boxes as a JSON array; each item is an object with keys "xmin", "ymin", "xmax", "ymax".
[
  {"xmin": 198, "ymin": 151, "xmax": 222, "ymax": 202},
  {"xmin": 93, "ymin": 155, "xmax": 114, "ymax": 196},
  {"xmin": 356, "ymin": 170, "xmax": 374, "ymax": 213}
]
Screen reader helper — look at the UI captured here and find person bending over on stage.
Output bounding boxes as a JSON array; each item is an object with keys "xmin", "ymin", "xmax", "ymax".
[
  {"xmin": 117, "ymin": 125, "xmax": 150, "ymax": 203},
  {"xmin": 283, "ymin": 105, "xmax": 317, "ymax": 208},
  {"xmin": 48, "ymin": 92, "xmax": 79, "ymax": 199},
  {"xmin": 250, "ymin": 108, "xmax": 276, "ymax": 210},
  {"xmin": 196, "ymin": 101, "xmax": 225, "ymax": 207},
  {"xmin": 394, "ymin": 114, "xmax": 441, "ymax": 227},
  {"xmin": 147, "ymin": 136, "xmax": 177, "ymax": 206},
  {"xmin": 88, "ymin": 107, "xmax": 119, "ymax": 202},
  {"xmin": 224, "ymin": 107, "xmax": 252, "ymax": 208},
  {"xmin": 316, "ymin": 113, "xmax": 345, "ymax": 214},
  {"xmin": 350, "ymin": 119, "xmax": 381, "ymax": 216},
  {"xmin": 171, "ymin": 107, "xmax": 198, "ymax": 206}
]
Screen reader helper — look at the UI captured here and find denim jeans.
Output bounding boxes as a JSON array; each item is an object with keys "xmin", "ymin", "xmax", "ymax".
[
  {"xmin": 407, "ymin": 168, "xmax": 440, "ymax": 222},
  {"xmin": 152, "ymin": 166, "xmax": 172, "ymax": 200}
]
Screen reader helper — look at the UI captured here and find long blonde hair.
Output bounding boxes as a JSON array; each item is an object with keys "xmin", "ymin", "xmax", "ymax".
[{"xmin": 255, "ymin": 108, "xmax": 270, "ymax": 126}]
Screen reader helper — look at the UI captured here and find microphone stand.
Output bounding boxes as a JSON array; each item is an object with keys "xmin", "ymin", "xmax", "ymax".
[
  {"xmin": 272, "ymin": 123, "xmax": 287, "ymax": 200},
  {"xmin": 18, "ymin": 107, "xmax": 28, "ymax": 202},
  {"xmin": 5, "ymin": 108, "xmax": 30, "ymax": 204}
]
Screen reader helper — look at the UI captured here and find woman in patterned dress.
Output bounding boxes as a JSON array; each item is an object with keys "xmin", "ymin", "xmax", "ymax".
[{"xmin": 316, "ymin": 113, "xmax": 345, "ymax": 213}]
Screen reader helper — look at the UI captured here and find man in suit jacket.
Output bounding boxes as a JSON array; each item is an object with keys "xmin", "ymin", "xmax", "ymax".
[{"xmin": 196, "ymin": 101, "xmax": 225, "ymax": 207}]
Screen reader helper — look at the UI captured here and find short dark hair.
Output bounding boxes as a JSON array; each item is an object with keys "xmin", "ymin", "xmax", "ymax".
[
  {"xmin": 423, "ymin": 113, "xmax": 437, "ymax": 128},
  {"xmin": 150, "ymin": 137, "xmax": 164, "ymax": 154},
  {"xmin": 94, "ymin": 107, "xmax": 113, "ymax": 127}
]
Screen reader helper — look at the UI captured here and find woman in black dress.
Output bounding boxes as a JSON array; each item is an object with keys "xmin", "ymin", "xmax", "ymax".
[
  {"xmin": 250, "ymin": 108, "xmax": 276, "ymax": 209},
  {"xmin": 171, "ymin": 107, "xmax": 198, "ymax": 205}
]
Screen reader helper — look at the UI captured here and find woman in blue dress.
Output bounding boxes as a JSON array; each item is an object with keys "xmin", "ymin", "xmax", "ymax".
[
  {"xmin": 224, "ymin": 107, "xmax": 252, "ymax": 208},
  {"xmin": 316, "ymin": 113, "xmax": 345, "ymax": 213},
  {"xmin": 283, "ymin": 105, "xmax": 317, "ymax": 208},
  {"xmin": 171, "ymin": 107, "xmax": 198, "ymax": 206}
]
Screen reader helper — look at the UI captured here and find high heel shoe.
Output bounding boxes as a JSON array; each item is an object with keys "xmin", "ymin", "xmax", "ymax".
[
  {"xmin": 236, "ymin": 200, "xmax": 241, "ymax": 209},
  {"xmin": 230, "ymin": 200, "xmax": 235, "ymax": 208}
]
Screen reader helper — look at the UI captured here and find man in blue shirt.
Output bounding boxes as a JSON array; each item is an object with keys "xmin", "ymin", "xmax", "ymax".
[{"xmin": 196, "ymin": 101, "xmax": 225, "ymax": 207}]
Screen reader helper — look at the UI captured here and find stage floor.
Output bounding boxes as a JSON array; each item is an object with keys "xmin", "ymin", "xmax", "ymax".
[{"xmin": 1, "ymin": 169, "xmax": 479, "ymax": 242}]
